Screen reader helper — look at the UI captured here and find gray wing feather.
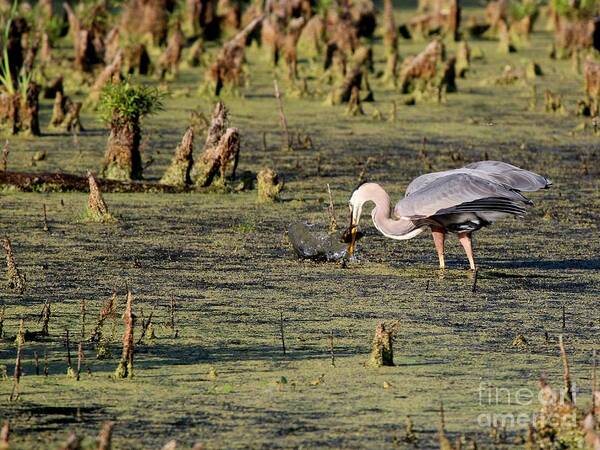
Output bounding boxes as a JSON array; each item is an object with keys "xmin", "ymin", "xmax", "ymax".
[
  {"xmin": 438, "ymin": 197, "xmax": 528, "ymax": 216},
  {"xmin": 405, "ymin": 171, "xmax": 455, "ymax": 196},
  {"xmin": 405, "ymin": 161, "xmax": 551, "ymax": 196},
  {"xmin": 464, "ymin": 161, "xmax": 551, "ymax": 191},
  {"xmin": 396, "ymin": 173, "xmax": 531, "ymax": 219}
]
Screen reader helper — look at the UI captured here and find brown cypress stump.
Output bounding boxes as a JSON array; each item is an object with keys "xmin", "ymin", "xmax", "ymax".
[
  {"xmin": 85, "ymin": 172, "xmax": 114, "ymax": 222},
  {"xmin": 191, "ymin": 102, "xmax": 241, "ymax": 187},
  {"xmin": 101, "ymin": 119, "xmax": 142, "ymax": 180},
  {"xmin": 158, "ymin": 23, "xmax": 185, "ymax": 78},
  {"xmin": 50, "ymin": 91, "xmax": 67, "ymax": 128},
  {"xmin": 367, "ymin": 322, "xmax": 399, "ymax": 367},
  {"xmin": 257, "ymin": 168, "xmax": 284, "ymax": 202},
  {"xmin": 160, "ymin": 127, "xmax": 194, "ymax": 186},
  {"xmin": 115, "ymin": 291, "xmax": 135, "ymax": 379},
  {"xmin": 3, "ymin": 238, "xmax": 25, "ymax": 294}
]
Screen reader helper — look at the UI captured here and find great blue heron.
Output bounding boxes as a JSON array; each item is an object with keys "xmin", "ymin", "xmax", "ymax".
[{"xmin": 346, "ymin": 161, "xmax": 551, "ymax": 270}]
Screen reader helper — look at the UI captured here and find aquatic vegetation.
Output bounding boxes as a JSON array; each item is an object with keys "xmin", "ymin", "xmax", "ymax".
[
  {"xmin": 0, "ymin": 0, "xmax": 599, "ymax": 447},
  {"xmin": 98, "ymin": 79, "xmax": 164, "ymax": 180}
]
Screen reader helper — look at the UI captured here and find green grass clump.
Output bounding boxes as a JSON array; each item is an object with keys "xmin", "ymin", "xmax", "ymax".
[
  {"xmin": 98, "ymin": 80, "xmax": 165, "ymax": 127},
  {"xmin": 509, "ymin": 0, "xmax": 540, "ymax": 21},
  {"xmin": 80, "ymin": 208, "xmax": 117, "ymax": 223}
]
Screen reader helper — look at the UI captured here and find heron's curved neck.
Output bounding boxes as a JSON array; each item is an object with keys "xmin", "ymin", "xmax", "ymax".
[{"xmin": 365, "ymin": 186, "xmax": 421, "ymax": 240}]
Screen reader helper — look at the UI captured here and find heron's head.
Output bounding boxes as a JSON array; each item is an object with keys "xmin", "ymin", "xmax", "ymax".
[
  {"xmin": 344, "ymin": 183, "xmax": 380, "ymax": 257},
  {"xmin": 349, "ymin": 189, "xmax": 363, "ymax": 228},
  {"xmin": 348, "ymin": 182, "xmax": 382, "ymax": 227}
]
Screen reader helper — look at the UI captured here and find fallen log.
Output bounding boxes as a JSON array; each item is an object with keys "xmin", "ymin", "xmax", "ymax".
[{"xmin": 0, "ymin": 171, "xmax": 195, "ymax": 193}]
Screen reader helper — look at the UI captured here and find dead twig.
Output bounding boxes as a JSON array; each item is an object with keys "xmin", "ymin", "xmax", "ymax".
[
  {"xmin": 279, "ymin": 310, "xmax": 286, "ymax": 356},
  {"xmin": 9, "ymin": 340, "xmax": 22, "ymax": 401},
  {"xmin": 274, "ymin": 80, "xmax": 291, "ymax": 151},
  {"xmin": 329, "ymin": 332, "xmax": 335, "ymax": 367},
  {"xmin": 65, "ymin": 329, "xmax": 74, "ymax": 378},
  {"xmin": 42, "ymin": 204, "xmax": 49, "ymax": 232},
  {"xmin": 137, "ymin": 305, "xmax": 155, "ymax": 344},
  {"xmin": 559, "ymin": 335, "xmax": 573, "ymax": 404},
  {"xmin": 326, "ymin": 184, "xmax": 337, "ymax": 231}
]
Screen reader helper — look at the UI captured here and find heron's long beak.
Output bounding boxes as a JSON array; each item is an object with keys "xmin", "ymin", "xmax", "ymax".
[{"xmin": 347, "ymin": 207, "xmax": 358, "ymax": 258}]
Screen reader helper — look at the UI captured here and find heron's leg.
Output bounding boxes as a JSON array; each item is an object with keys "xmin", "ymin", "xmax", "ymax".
[
  {"xmin": 431, "ymin": 227, "xmax": 446, "ymax": 269},
  {"xmin": 458, "ymin": 232, "xmax": 476, "ymax": 270}
]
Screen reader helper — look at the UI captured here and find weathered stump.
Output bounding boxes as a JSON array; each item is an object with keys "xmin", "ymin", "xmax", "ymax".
[
  {"xmin": 159, "ymin": 24, "xmax": 185, "ymax": 78},
  {"xmin": 187, "ymin": 0, "xmax": 220, "ymax": 39},
  {"xmin": 0, "ymin": 84, "xmax": 41, "ymax": 136},
  {"xmin": 115, "ymin": 291, "xmax": 135, "ymax": 379},
  {"xmin": 120, "ymin": 0, "xmax": 175, "ymax": 45},
  {"xmin": 63, "ymin": 3, "xmax": 104, "ymax": 72},
  {"xmin": 367, "ymin": 322, "xmax": 399, "ymax": 367},
  {"xmin": 20, "ymin": 82, "xmax": 41, "ymax": 136},
  {"xmin": 101, "ymin": 119, "xmax": 142, "ymax": 181},
  {"xmin": 330, "ymin": 46, "xmax": 372, "ymax": 104},
  {"xmin": 124, "ymin": 44, "xmax": 152, "ymax": 76},
  {"xmin": 43, "ymin": 76, "xmax": 64, "ymax": 99},
  {"xmin": 85, "ymin": 172, "xmax": 114, "ymax": 222},
  {"xmin": 399, "ymin": 40, "xmax": 443, "ymax": 94},
  {"xmin": 160, "ymin": 127, "xmax": 194, "ymax": 186},
  {"xmin": 50, "ymin": 94, "xmax": 83, "ymax": 132},
  {"xmin": 382, "ymin": 0, "xmax": 399, "ymax": 85},
  {"xmin": 283, "ymin": 18, "xmax": 307, "ymax": 81},
  {"xmin": 485, "ymin": 0, "xmax": 507, "ymax": 34},
  {"xmin": 0, "ymin": 93, "xmax": 20, "ymax": 136},
  {"xmin": 63, "ymin": 101, "xmax": 83, "ymax": 133},
  {"xmin": 97, "ymin": 421, "xmax": 114, "ymax": 450},
  {"xmin": 545, "ymin": 90, "xmax": 564, "ymax": 114},
  {"xmin": 3, "ymin": 238, "xmax": 25, "ymax": 294},
  {"xmin": 50, "ymin": 92, "xmax": 67, "ymax": 128},
  {"xmin": 88, "ymin": 51, "xmax": 123, "ymax": 105},
  {"xmin": 554, "ymin": 17, "xmax": 600, "ymax": 58},
  {"xmin": 456, "ymin": 40, "xmax": 470, "ymax": 77},
  {"xmin": 346, "ymin": 86, "xmax": 364, "ymax": 115},
  {"xmin": 257, "ymin": 168, "xmax": 284, "ymax": 202},
  {"xmin": 207, "ymin": 16, "xmax": 263, "ymax": 95},
  {"xmin": 585, "ymin": 58, "xmax": 600, "ymax": 116},
  {"xmin": 193, "ymin": 128, "xmax": 240, "ymax": 187}
]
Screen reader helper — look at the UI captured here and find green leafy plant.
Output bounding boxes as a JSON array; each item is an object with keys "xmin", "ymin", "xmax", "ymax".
[
  {"xmin": 78, "ymin": 0, "xmax": 109, "ymax": 31},
  {"xmin": 316, "ymin": 0, "xmax": 333, "ymax": 17},
  {"xmin": 509, "ymin": 0, "xmax": 541, "ymax": 21},
  {"xmin": 17, "ymin": 70, "xmax": 33, "ymax": 98},
  {"xmin": 552, "ymin": 0, "xmax": 599, "ymax": 19},
  {"xmin": 44, "ymin": 15, "xmax": 68, "ymax": 45},
  {"xmin": 97, "ymin": 80, "xmax": 165, "ymax": 127}
]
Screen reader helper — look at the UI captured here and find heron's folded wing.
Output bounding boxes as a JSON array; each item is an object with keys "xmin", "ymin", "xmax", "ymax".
[
  {"xmin": 395, "ymin": 173, "xmax": 531, "ymax": 219},
  {"xmin": 404, "ymin": 170, "xmax": 456, "ymax": 196},
  {"xmin": 464, "ymin": 160, "xmax": 551, "ymax": 191}
]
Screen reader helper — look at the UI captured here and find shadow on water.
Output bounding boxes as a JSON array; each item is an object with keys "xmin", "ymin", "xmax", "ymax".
[
  {"xmin": 2, "ymin": 403, "xmax": 109, "ymax": 433},
  {"xmin": 484, "ymin": 258, "xmax": 600, "ymax": 271}
]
